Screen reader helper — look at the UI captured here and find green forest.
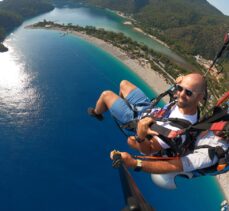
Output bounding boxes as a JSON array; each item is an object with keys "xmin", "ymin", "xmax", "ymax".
[
  {"xmin": 0, "ymin": 0, "xmax": 54, "ymax": 51},
  {"xmin": 63, "ymin": 0, "xmax": 229, "ymax": 60},
  {"xmin": 60, "ymin": 0, "xmax": 229, "ymax": 97}
]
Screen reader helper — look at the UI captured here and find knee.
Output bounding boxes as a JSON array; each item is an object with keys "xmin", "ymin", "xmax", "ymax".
[
  {"xmin": 120, "ymin": 80, "xmax": 130, "ymax": 90},
  {"xmin": 101, "ymin": 90, "xmax": 114, "ymax": 100},
  {"xmin": 127, "ymin": 136, "xmax": 136, "ymax": 147}
]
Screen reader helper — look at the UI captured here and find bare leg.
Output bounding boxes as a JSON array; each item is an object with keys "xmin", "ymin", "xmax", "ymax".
[
  {"xmin": 94, "ymin": 80, "xmax": 137, "ymax": 115},
  {"xmin": 119, "ymin": 80, "xmax": 137, "ymax": 98},
  {"xmin": 94, "ymin": 90, "xmax": 120, "ymax": 114}
]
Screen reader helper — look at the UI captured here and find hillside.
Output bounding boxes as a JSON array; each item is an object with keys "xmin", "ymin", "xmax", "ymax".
[
  {"xmin": 0, "ymin": 0, "xmax": 54, "ymax": 51},
  {"xmin": 63, "ymin": 0, "xmax": 229, "ymax": 60}
]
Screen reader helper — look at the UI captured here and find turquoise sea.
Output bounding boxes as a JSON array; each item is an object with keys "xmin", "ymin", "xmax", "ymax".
[{"xmin": 0, "ymin": 4, "xmax": 225, "ymax": 211}]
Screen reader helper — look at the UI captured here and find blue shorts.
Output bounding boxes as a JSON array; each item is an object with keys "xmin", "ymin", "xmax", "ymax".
[{"xmin": 109, "ymin": 88, "xmax": 151, "ymax": 124}]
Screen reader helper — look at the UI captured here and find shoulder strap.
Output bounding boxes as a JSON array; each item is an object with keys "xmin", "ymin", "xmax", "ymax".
[
  {"xmin": 167, "ymin": 118, "xmax": 192, "ymax": 129},
  {"xmin": 150, "ymin": 122, "xmax": 185, "ymax": 139},
  {"xmin": 123, "ymin": 98, "xmax": 138, "ymax": 118},
  {"xmin": 149, "ymin": 121, "xmax": 193, "ymax": 156},
  {"xmin": 150, "ymin": 85, "xmax": 177, "ymax": 107},
  {"xmin": 216, "ymin": 91, "xmax": 229, "ymax": 107},
  {"xmin": 191, "ymin": 109, "xmax": 229, "ymax": 132}
]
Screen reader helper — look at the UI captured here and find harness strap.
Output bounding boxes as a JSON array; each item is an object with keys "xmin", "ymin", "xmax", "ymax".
[
  {"xmin": 158, "ymin": 135, "xmax": 184, "ymax": 155},
  {"xmin": 152, "ymin": 101, "xmax": 176, "ymax": 119},
  {"xmin": 148, "ymin": 117, "xmax": 192, "ymax": 156},
  {"xmin": 165, "ymin": 118, "xmax": 191, "ymax": 128},
  {"xmin": 191, "ymin": 119, "xmax": 229, "ymax": 131},
  {"xmin": 133, "ymin": 155, "xmax": 180, "ymax": 161},
  {"xmin": 123, "ymin": 98, "xmax": 138, "ymax": 118},
  {"xmin": 149, "ymin": 85, "xmax": 177, "ymax": 108},
  {"xmin": 150, "ymin": 124, "xmax": 185, "ymax": 139},
  {"xmin": 190, "ymin": 111, "xmax": 229, "ymax": 132},
  {"xmin": 201, "ymin": 109, "xmax": 228, "ymax": 123},
  {"xmin": 119, "ymin": 96, "xmax": 177, "ymax": 133},
  {"xmin": 216, "ymin": 91, "xmax": 229, "ymax": 107}
]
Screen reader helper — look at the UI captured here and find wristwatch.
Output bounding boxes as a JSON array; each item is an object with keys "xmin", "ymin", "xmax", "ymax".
[
  {"xmin": 134, "ymin": 159, "xmax": 143, "ymax": 172},
  {"xmin": 135, "ymin": 135, "xmax": 145, "ymax": 143}
]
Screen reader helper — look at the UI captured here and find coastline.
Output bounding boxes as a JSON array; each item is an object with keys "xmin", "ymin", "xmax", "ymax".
[{"xmin": 28, "ymin": 25, "xmax": 229, "ymax": 201}]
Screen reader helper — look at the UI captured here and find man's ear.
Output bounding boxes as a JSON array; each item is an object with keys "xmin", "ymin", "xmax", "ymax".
[{"xmin": 175, "ymin": 75, "xmax": 183, "ymax": 84}]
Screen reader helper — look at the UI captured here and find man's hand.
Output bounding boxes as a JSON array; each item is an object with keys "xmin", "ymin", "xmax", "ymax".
[
  {"xmin": 110, "ymin": 150, "xmax": 137, "ymax": 168},
  {"xmin": 137, "ymin": 117, "xmax": 158, "ymax": 139}
]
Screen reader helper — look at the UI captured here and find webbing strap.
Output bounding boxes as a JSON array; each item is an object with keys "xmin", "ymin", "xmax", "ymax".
[
  {"xmin": 123, "ymin": 98, "xmax": 138, "ymax": 118},
  {"xmin": 191, "ymin": 114, "xmax": 229, "ymax": 131},
  {"xmin": 166, "ymin": 118, "xmax": 191, "ymax": 128},
  {"xmin": 216, "ymin": 91, "xmax": 229, "ymax": 107},
  {"xmin": 149, "ymin": 85, "xmax": 177, "ymax": 108},
  {"xmin": 210, "ymin": 121, "xmax": 228, "ymax": 131},
  {"xmin": 191, "ymin": 108, "xmax": 228, "ymax": 127},
  {"xmin": 150, "ymin": 124, "xmax": 185, "ymax": 139}
]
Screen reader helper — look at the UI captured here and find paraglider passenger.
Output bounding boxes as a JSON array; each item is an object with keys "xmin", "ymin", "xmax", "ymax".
[{"xmin": 88, "ymin": 73, "xmax": 206, "ymax": 153}]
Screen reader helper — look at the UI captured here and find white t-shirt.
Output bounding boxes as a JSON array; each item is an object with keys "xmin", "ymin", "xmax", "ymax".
[
  {"xmin": 155, "ymin": 105, "xmax": 198, "ymax": 149},
  {"xmin": 181, "ymin": 131, "xmax": 229, "ymax": 172}
]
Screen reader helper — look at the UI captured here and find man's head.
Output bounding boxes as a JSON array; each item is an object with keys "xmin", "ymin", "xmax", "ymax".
[{"xmin": 176, "ymin": 73, "xmax": 206, "ymax": 114}]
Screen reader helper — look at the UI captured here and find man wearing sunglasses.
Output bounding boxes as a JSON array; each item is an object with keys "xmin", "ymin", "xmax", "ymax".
[{"xmin": 128, "ymin": 73, "xmax": 206, "ymax": 154}]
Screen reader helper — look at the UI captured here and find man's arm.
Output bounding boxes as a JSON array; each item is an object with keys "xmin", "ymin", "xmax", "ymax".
[{"xmin": 110, "ymin": 151, "xmax": 183, "ymax": 174}]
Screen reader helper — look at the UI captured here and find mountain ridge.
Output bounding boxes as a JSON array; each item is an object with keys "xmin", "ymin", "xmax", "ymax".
[
  {"xmin": 0, "ymin": 0, "xmax": 54, "ymax": 51},
  {"xmin": 63, "ymin": 0, "xmax": 229, "ymax": 59}
]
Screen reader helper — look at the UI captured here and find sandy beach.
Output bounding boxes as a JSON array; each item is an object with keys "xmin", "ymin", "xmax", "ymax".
[
  {"xmin": 217, "ymin": 174, "xmax": 229, "ymax": 201},
  {"xmin": 71, "ymin": 31, "xmax": 171, "ymax": 96}
]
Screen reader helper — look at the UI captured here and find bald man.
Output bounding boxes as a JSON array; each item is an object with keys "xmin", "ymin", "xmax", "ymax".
[{"xmin": 127, "ymin": 73, "xmax": 206, "ymax": 154}]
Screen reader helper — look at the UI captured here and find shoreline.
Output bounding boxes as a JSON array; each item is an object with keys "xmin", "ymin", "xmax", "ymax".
[
  {"xmin": 115, "ymin": 10, "xmax": 170, "ymax": 48},
  {"xmin": 28, "ymin": 25, "xmax": 229, "ymax": 201},
  {"xmin": 27, "ymin": 24, "xmax": 171, "ymax": 97},
  {"xmin": 71, "ymin": 31, "xmax": 171, "ymax": 97}
]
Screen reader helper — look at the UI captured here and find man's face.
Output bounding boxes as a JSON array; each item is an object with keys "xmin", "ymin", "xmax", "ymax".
[{"xmin": 176, "ymin": 79, "xmax": 202, "ymax": 109}]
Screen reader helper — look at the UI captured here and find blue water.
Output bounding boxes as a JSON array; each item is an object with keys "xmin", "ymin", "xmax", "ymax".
[{"xmin": 0, "ymin": 6, "xmax": 225, "ymax": 211}]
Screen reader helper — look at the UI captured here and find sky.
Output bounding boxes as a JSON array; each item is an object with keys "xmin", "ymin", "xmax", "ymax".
[{"xmin": 207, "ymin": 0, "xmax": 229, "ymax": 16}]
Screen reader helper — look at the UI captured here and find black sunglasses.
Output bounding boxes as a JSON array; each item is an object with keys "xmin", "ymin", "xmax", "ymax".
[{"xmin": 176, "ymin": 85, "xmax": 193, "ymax": 97}]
